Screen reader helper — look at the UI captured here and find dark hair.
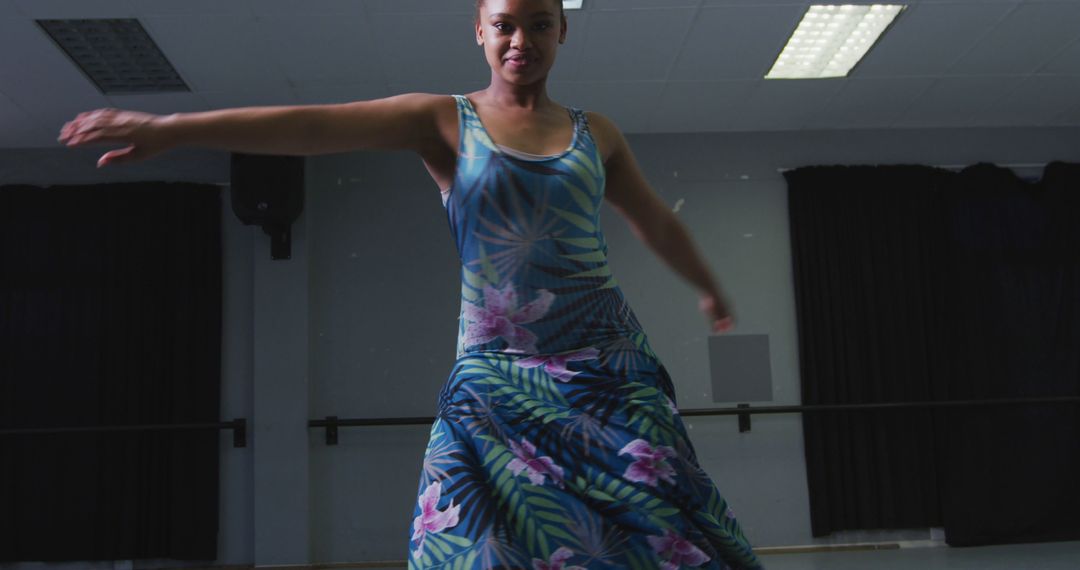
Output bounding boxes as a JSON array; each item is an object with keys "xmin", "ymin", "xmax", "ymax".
[{"xmin": 475, "ymin": 0, "xmax": 565, "ymax": 20}]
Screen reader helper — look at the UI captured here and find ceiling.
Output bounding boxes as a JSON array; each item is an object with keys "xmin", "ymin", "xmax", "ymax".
[{"xmin": 2, "ymin": 0, "xmax": 1079, "ymax": 149}]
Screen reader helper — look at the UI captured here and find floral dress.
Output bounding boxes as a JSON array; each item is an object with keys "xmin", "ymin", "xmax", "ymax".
[{"xmin": 407, "ymin": 95, "xmax": 764, "ymax": 570}]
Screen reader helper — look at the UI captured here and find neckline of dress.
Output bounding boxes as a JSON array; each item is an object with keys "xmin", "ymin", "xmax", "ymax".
[{"xmin": 461, "ymin": 96, "xmax": 579, "ymax": 161}]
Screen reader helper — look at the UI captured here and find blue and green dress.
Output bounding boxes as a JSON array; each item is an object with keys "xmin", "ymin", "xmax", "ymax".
[{"xmin": 408, "ymin": 95, "xmax": 764, "ymax": 570}]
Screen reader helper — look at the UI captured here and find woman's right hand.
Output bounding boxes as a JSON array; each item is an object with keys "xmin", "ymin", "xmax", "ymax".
[
  {"xmin": 699, "ymin": 289, "xmax": 737, "ymax": 334},
  {"xmin": 58, "ymin": 108, "xmax": 173, "ymax": 168}
]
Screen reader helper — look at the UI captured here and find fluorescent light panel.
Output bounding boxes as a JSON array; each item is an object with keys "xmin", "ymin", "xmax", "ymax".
[
  {"xmin": 766, "ymin": 4, "xmax": 905, "ymax": 79},
  {"xmin": 563, "ymin": 0, "xmax": 584, "ymax": 10}
]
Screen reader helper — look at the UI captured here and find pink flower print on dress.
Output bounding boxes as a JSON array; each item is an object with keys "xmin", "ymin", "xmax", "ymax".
[
  {"xmin": 518, "ymin": 346, "xmax": 600, "ymax": 382},
  {"xmin": 618, "ymin": 439, "xmax": 678, "ymax": 487},
  {"xmin": 647, "ymin": 528, "xmax": 711, "ymax": 570},
  {"xmin": 462, "ymin": 285, "xmax": 555, "ymax": 353},
  {"xmin": 532, "ymin": 546, "xmax": 587, "ymax": 570},
  {"xmin": 410, "ymin": 480, "xmax": 461, "ymax": 554},
  {"xmin": 508, "ymin": 437, "xmax": 565, "ymax": 487}
]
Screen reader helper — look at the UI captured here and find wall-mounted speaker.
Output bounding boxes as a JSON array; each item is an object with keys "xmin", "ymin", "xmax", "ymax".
[{"xmin": 230, "ymin": 153, "xmax": 305, "ymax": 260}]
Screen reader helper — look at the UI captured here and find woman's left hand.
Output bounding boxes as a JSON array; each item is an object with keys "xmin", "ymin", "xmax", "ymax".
[{"xmin": 699, "ymin": 290, "xmax": 736, "ymax": 334}]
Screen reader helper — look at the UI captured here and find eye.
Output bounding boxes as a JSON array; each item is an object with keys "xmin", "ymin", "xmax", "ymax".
[
  {"xmin": 493, "ymin": 22, "xmax": 513, "ymax": 33},
  {"xmin": 533, "ymin": 21, "xmax": 553, "ymax": 31}
]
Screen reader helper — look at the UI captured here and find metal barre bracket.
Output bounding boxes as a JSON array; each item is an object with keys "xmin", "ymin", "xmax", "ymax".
[
  {"xmin": 232, "ymin": 418, "xmax": 247, "ymax": 448},
  {"xmin": 738, "ymin": 404, "xmax": 751, "ymax": 433},
  {"xmin": 326, "ymin": 416, "xmax": 339, "ymax": 446}
]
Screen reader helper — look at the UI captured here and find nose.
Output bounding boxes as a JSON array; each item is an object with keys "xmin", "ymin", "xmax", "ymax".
[{"xmin": 511, "ymin": 27, "xmax": 530, "ymax": 50}]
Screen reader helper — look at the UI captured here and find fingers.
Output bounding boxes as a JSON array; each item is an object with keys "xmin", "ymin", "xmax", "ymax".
[
  {"xmin": 97, "ymin": 145, "xmax": 135, "ymax": 168},
  {"xmin": 58, "ymin": 108, "xmax": 117, "ymax": 144},
  {"xmin": 61, "ymin": 129, "xmax": 104, "ymax": 146},
  {"xmin": 713, "ymin": 316, "xmax": 735, "ymax": 334}
]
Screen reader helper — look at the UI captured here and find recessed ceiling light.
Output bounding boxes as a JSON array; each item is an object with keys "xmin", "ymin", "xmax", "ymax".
[
  {"xmin": 766, "ymin": 4, "xmax": 905, "ymax": 79},
  {"xmin": 564, "ymin": 0, "xmax": 584, "ymax": 10}
]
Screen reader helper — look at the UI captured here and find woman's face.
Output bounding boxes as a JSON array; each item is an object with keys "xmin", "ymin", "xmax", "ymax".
[{"xmin": 476, "ymin": 0, "xmax": 567, "ymax": 86}]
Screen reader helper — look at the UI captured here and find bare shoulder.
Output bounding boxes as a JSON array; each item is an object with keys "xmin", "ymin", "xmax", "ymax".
[
  {"xmin": 384, "ymin": 92, "xmax": 456, "ymax": 132},
  {"xmin": 584, "ymin": 111, "xmax": 625, "ymax": 164},
  {"xmin": 378, "ymin": 91, "xmax": 452, "ymax": 109},
  {"xmin": 377, "ymin": 92, "xmax": 458, "ymax": 154},
  {"xmin": 424, "ymin": 93, "xmax": 459, "ymax": 150}
]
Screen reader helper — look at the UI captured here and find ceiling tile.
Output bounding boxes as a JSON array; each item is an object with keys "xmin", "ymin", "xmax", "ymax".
[
  {"xmin": 370, "ymin": 13, "xmax": 488, "ymax": 84},
  {"xmin": 548, "ymin": 81, "xmax": 665, "ymax": 133},
  {"xmin": 243, "ymin": 0, "xmax": 365, "ymax": 14},
  {"xmin": 700, "ymin": 0, "xmax": 810, "ymax": 5},
  {"xmin": 364, "ymin": 0, "xmax": 474, "ymax": 14},
  {"xmin": 135, "ymin": 0, "xmax": 253, "ymax": 16},
  {"xmin": 726, "ymin": 78, "xmax": 845, "ymax": 131},
  {"xmin": 292, "ymin": 83, "xmax": 392, "ymax": 106},
  {"xmin": 0, "ymin": 18, "xmax": 112, "ymax": 131},
  {"xmin": 1039, "ymin": 36, "xmax": 1080, "ymax": 75},
  {"xmin": 2, "ymin": 0, "xmax": 1080, "ymax": 147},
  {"xmin": 579, "ymin": 7, "xmax": 697, "ymax": 81},
  {"xmin": 670, "ymin": 5, "xmax": 807, "ymax": 81},
  {"xmin": 200, "ymin": 89, "xmax": 300, "ymax": 109},
  {"xmin": 650, "ymin": 80, "xmax": 758, "ymax": 132},
  {"xmin": 588, "ymin": 0, "xmax": 699, "ymax": 8},
  {"xmin": 140, "ymin": 14, "xmax": 291, "ymax": 92},
  {"xmin": 854, "ymin": 2, "xmax": 1017, "ymax": 77},
  {"xmin": 975, "ymin": 75, "xmax": 1080, "ymax": 128},
  {"xmin": 0, "ymin": 0, "xmax": 20, "ymax": 16},
  {"xmin": 104, "ymin": 92, "xmax": 209, "ymax": 115},
  {"xmin": 806, "ymin": 77, "xmax": 936, "ymax": 130},
  {"xmin": 250, "ymin": 13, "xmax": 383, "ymax": 85},
  {"xmin": 893, "ymin": 76, "xmax": 1013, "ymax": 128},
  {"xmin": 11, "ymin": 0, "xmax": 136, "ymax": 18},
  {"xmin": 0, "ymin": 92, "xmax": 49, "ymax": 148},
  {"xmin": 949, "ymin": 2, "xmax": 1080, "ymax": 75},
  {"xmin": 1057, "ymin": 98, "xmax": 1080, "ymax": 126}
]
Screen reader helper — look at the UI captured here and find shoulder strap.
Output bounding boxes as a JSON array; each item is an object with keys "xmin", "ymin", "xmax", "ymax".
[{"xmin": 569, "ymin": 107, "xmax": 593, "ymax": 138}]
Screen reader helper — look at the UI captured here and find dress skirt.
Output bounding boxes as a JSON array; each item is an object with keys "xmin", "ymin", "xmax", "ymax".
[{"xmin": 408, "ymin": 347, "xmax": 765, "ymax": 570}]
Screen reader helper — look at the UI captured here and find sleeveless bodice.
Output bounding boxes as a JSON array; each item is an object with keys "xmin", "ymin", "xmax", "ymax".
[{"xmin": 443, "ymin": 95, "xmax": 652, "ymax": 358}]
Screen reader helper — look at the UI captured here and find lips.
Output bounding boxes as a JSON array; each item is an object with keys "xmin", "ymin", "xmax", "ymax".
[{"xmin": 505, "ymin": 54, "xmax": 532, "ymax": 67}]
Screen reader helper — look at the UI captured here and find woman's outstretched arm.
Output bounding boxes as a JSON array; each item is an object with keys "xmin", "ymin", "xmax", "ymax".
[
  {"xmin": 58, "ymin": 93, "xmax": 452, "ymax": 168},
  {"xmin": 590, "ymin": 112, "xmax": 736, "ymax": 333}
]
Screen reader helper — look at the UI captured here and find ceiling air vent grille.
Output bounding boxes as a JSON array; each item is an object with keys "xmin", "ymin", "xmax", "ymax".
[{"xmin": 36, "ymin": 18, "xmax": 189, "ymax": 94}]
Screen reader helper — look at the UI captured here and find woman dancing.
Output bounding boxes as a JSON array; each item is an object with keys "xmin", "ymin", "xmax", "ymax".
[{"xmin": 58, "ymin": 0, "xmax": 764, "ymax": 567}]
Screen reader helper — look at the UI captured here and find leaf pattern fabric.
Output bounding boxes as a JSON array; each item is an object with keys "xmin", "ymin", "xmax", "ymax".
[{"xmin": 406, "ymin": 95, "xmax": 764, "ymax": 569}]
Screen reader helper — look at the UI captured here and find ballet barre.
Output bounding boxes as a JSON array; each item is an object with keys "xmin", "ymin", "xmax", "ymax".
[
  {"xmin": 311, "ymin": 395, "xmax": 1080, "ymax": 442},
  {"xmin": 0, "ymin": 418, "xmax": 248, "ymax": 448}
]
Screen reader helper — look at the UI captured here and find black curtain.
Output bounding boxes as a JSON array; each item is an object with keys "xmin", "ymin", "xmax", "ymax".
[
  {"xmin": 0, "ymin": 182, "xmax": 222, "ymax": 561},
  {"xmin": 787, "ymin": 165, "xmax": 952, "ymax": 537},
  {"xmin": 787, "ymin": 162, "xmax": 1080, "ymax": 546},
  {"xmin": 936, "ymin": 163, "xmax": 1080, "ymax": 546}
]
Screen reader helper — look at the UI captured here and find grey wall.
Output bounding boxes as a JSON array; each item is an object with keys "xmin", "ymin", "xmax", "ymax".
[{"xmin": 2, "ymin": 125, "xmax": 1079, "ymax": 568}]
